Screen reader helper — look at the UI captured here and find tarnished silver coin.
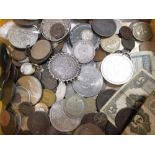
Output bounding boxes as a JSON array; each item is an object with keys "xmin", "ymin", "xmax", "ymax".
[
  {"xmin": 73, "ymin": 40, "xmax": 95, "ymax": 63},
  {"xmin": 72, "ymin": 66, "xmax": 104, "ymax": 97},
  {"xmin": 65, "ymin": 83, "xmax": 76, "ymax": 98},
  {"xmin": 20, "ymin": 63, "xmax": 35, "ymax": 75},
  {"xmin": 8, "ymin": 25, "xmax": 39, "ymax": 49},
  {"xmin": 48, "ymin": 53, "xmax": 80, "ymax": 82},
  {"xmin": 41, "ymin": 19, "xmax": 71, "ymax": 42},
  {"xmin": 132, "ymin": 22, "xmax": 153, "ymax": 41},
  {"xmin": 70, "ymin": 24, "xmax": 99, "ymax": 48},
  {"xmin": 49, "ymin": 100, "xmax": 81, "ymax": 132},
  {"xmin": 101, "ymin": 35, "xmax": 121, "ymax": 53}
]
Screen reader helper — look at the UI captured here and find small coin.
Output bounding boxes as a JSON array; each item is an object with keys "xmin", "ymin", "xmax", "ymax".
[
  {"xmin": 121, "ymin": 37, "xmax": 135, "ymax": 50},
  {"xmin": 35, "ymin": 102, "xmax": 49, "ymax": 113},
  {"xmin": 101, "ymin": 35, "xmax": 120, "ymax": 53},
  {"xmin": 18, "ymin": 102, "xmax": 34, "ymax": 116},
  {"xmin": 27, "ymin": 111, "xmax": 51, "ymax": 134},
  {"xmin": 105, "ymin": 121, "xmax": 120, "ymax": 135},
  {"xmin": 49, "ymin": 100, "xmax": 81, "ymax": 132},
  {"xmin": 20, "ymin": 63, "xmax": 35, "ymax": 75},
  {"xmin": 119, "ymin": 26, "xmax": 132, "ymax": 40},
  {"xmin": 91, "ymin": 19, "xmax": 116, "ymax": 37},
  {"xmin": 40, "ymin": 89, "xmax": 56, "ymax": 107},
  {"xmin": 0, "ymin": 111, "xmax": 11, "ymax": 127},
  {"xmin": 132, "ymin": 22, "xmax": 153, "ymax": 41},
  {"xmin": 93, "ymin": 48, "xmax": 106, "ymax": 62},
  {"xmin": 139, "ymin": 41, "xmax": 155, "ymax": 52},
  {"xmin": 72, "ymin": 66, "xmax": 104, "ymax": 97},
  {"xmin": 73, "ymin": 123, "xmax": 104, "ymax": 135},
  {"xmin": 96, "ymin": 89, "xmax": 116, "ymax": 111},
  {"xmin": 73, "ymin": 40, "xmax": 95, "ymax": 63},
  {"xmin": 11, "ymin": 48, "xmax": 27, "ymax": 61}
]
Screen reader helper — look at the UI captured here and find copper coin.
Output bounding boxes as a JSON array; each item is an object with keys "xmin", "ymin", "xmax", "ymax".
[
  {"xmin": 18, "ymin": 102, "xmax": 34, "ymax": 116},
  {"xmin": 0, "ymin": 111, "xmax": 11, "ymax": 127},
  {"xmin": 93, "ymin": 48, "xmax": 106, "ymax": 62},
  {"xmin": 27, "ymin": 111, "xmax": 51, "ymax": 134},
  {"xmin": 11, "ymin": 48, "xmax": 27, "ymax": 61},
  {"xmin": 119, "ymin": 26, "xmax": 132, "ymax": 40},
  {"xmin": 121, "ymin": 38, "xmax": 135, "ymax": 50},
  {"xmin": 105, "ymin": 121, "xmax": 120, "ymax": 135},
  {"xmin": 50, "ymin": 23, "xmax": 66, "ymax": 39},
  {"xmin": 96, "ymin": 89, "xmax": 116, "ymax": 111},
  {"xmin": 73, "ymin": 123, "xmax": 104, "ymax": 135}
]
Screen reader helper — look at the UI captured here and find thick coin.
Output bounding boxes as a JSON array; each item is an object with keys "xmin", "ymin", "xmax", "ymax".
[
  {"xmin": 119, "ymin": 26, "xmax": 132, "ymax": 40},
  {"xmin": 11, "ymin": 48, "xmax": 27, "ymax": 61},
  {"xmin": 91, "ymin": 19, "xmax": 116, "ymax": 37},
  {"xmin": 73, "ymin": 123, "xmax": 104, "ymax": 135},
  {"xmin": 40, "ymin": 89, "xmax": 56, "ymax": 107},
  {"xmin": 0, "ymin": 111, "xmax": 11, "ymax": 127},
  {"xmin": 49, "ymin": 100, "xmax": 81, "ymax": 132},
  {"xmin": 35, "ymin": 102, "xmax": 49, "ymax": 113},
  {"xmin": 8, "ymin": 25, "xmax": 38, "ymax": 49},
  {"xmin": 96, "ymin": 89, "xmax": 116, "ymax": 111},
  {"xmin": 121, "ymin": 37, "xmax": 135, "ymax": 50},
  {"xmin": 27, "ymin": 111, "xmax": 50, "ymax": 134},
  {"xmin": 101, "ymin": 34, "xmax": 120, "ymax": 53},
  {"xmin": 93, "ymin": 48, "xmax": 106, "ymax": 62},
  {"xmin": 72, "ymin": 66, "xmax": 104, "ymax": 97},
  {"xmin": 132, "ymin": 22, "xmax": 153, "ymax": 41},
  {"xmin": 17, "ymin": 76, "xmax": 42, "ymax": 105},
  {"xmin": 73, "ymin": 40, "xmax": 95, "ymax": 63}
]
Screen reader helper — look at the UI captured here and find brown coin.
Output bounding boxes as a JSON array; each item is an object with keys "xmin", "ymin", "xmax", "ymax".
[
  {"xmin": 50, "ymin": 23, "xmax": 65, "ymax": 39},
  {"xmin": 93, "ymin": 48, "xmax": 106, "ymax": 62},
  {"xmin": 46, "ymin": 126, "xmax": 70, "ymax": 135},
  {"xmin": 11, "ymin": 48, "xmax": 27, "ymax": 61},
  {"xmin": 27, "ymin": 111, "xmax": 51, "ymax": 134},
  {"xmin": 139, "ymin": 41, "xmax": 155, "ymax": 52},
  {"xmin": 119, "ymin": 26, "xmax": 132, "ymax": 40},
  {"xmin": 73, "ymin": 123, "xmax": 105, "ymax": 135},
  {"xmin": 121, "ymin": 37, "xmax": 135, "ymax": 50},
  {"xmin": 18, "ymin": 102, "xmax": 34, "ymax": 116},
  {"xmin": 18, "ymin": 130, "xmax": 32, "ymax": 135},
  {"xmin": 0, "ymin": 111, "xmax": 11, "ymax": 127}
]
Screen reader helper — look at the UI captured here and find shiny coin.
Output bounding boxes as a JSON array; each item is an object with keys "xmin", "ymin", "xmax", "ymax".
[
  {"xmin": 18, "ymin": 102, "xmax": 34, "ymax": 116},
  {"xmin": 17, "ymin": 76, "xmax": 42, "ymax": 105},
  {"xmin": 63, "ymin": 95, "xmax": 86, "ymax": 119},
  {"xmin": 132, "ymin": 22, "xmax": 153, "ymax": 41},
  {"xmin": 121, "ymin": 37, "xmax": 135, "ymax": 50},
  {"xmin": 41, "ymin": 19, "xmax": 71, "ymax": 42},
  {"xmin": 40, "ymin": 89, "xmax": 56, "ymax": 107},
  {"xmin": 8, "ymin": 25, "xmax": 38, "ymax": 49},
  {"xmin": 35, "ymin": 102, "xmax": 49, "ymax": 113},
  {"xmin": 93, "ymin": 48, "xmax": 106, "ymax": 62},
  {"xmin": 70, "ymin": 23, "xmax": 99, "ymax": 48},
  {"xmin": 101, "ymin": 53, "xmax": 134, "ymax": 85},
  {"xmin": 0, "ymin": 111, "xmax": 11, "ymax": 127},
  {"xmin": 49, "ymin": 100, "xmax": 81, "ymax": 132},
  {"xmin": 27, "ymin": 111, "xmax": 50, "ymax": 135},
  {"xmin": 101, "ymin": 34, "xmax": 120, "ymax": 53},
  {"xmin": 20, "ymin": 63, "xmax": 35, "ymax": 75},
  {"xmin": 91, "ymin": 19, "xmax": 116, "ymax": 37},
  {"xmin": 73, "ymin": 123, "xmax": 104, "ymax": 135},
  {"xmin": 11, "ymin": 48, "xmax": 27, "ymax": 61},
  {"xmin": 119, "ymin": 26, "xmax": 132, "ymax": 40},
  {"xmin": 96, "ymin": 89, "xmax": 116, "ymax": 111},
  {"xmin": 139, "ymin": 41, "xmax": 155, "ymax": 52},
  {"xmin": 48, "ymin": 53, "xmax": 80, "ymax": 82},
  {"xmin": 73, "ymin": 40, "xmax": 95, "ymax": 63},
  {"xmin": 72, "ymin": 66, "xmax": 103, "ymax": 97},
  {"xmin": 114, "ymin": 19, "xmax": 122, "ymax": 34},
  {"xmin": 105, "ymin": 121, "xmax": 120, "ymax": 135}
]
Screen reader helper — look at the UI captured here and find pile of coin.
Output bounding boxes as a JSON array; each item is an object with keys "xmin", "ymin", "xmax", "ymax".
[{"xmin": 0, "ymin": 19, "xmax": 155, "ymax": 135}]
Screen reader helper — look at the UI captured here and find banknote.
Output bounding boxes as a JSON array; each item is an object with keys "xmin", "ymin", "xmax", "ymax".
[
  {"xmin": 100, "ymin": 69, "xmax": 155, "ymax": 127},
  {"xmin": 123, "ymin": 90, "xmax": 155, "ymax": 135}
]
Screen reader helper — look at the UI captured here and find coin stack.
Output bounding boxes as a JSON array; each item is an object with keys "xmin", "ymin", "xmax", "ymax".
[{"xmin": 0, "ymin": 19, "xmax": 155, "ymax": 135}]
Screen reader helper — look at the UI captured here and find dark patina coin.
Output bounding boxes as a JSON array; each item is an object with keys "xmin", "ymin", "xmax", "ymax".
[
  {"xmin": 18, "ymin": 102, "xmax": 34, "ymax": 116},
  {"xmin": 121, "ymin": 37, "xmax": 135, "ymax": 50},
  {"xmin": 46, "ymin": 126, "xmax": 70, "ymax": 135},
  {"xmin": 0, "ymin": 110, "xmax": 11, "ymax": 127},
  {"xmin": 27, "ymin": 111, "xmax": 51, "ymax": 135},
  {"xmin": 93, "ymin": 48, "xmax": 106, "ymax": 62},
  {"xmin": 11, "ymin": 48, "xmax": 27, "ymax": 61},
  {"xmin": 50, "ymin": 23, "xmax": 66, "ymax": 39},
  {"xmin": 119, "ymin": 26, "xmax": 132, "ymax": 40},
  {"xmin": 91, "ymin": 19, "xmax": 116, "ymax": 37},
  {"xmin": 96, "ymin": 89, "xmax": 116, "ymax": 111}
]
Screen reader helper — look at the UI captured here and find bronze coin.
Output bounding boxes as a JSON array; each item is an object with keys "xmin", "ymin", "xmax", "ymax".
[
  {"xmin": 27, "ymin": 111, "xmax": 51, "ymax": 134},
  {"xmin": 18, "ymin": 102, "xmax": 34, "ymax": 116},
  {"xmin": 11, "ymin": 48, "xmax": 27, "ymax": 61},
  {"xmin": 50, "ymin": 23, "xmax": 66, "ymax": 39},
  {"xmin": 73, "ymin": 123, "xmax": 105, "ymax": 135},
  {"xmin": 93, "ymin": 48, "xmax": 106, "ymax": 62},
  {"xmin": 119, "ymin": 26, "xmax": 132, "ymax": 40},
  {"xmin": 0, "ymin": 110, "xmax": 11, "ymax": 127}
]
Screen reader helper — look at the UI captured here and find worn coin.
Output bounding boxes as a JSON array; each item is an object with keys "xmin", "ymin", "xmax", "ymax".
[
  {"xmin": 139, "ymin": 41, "xmax": 155, "ymax": 52},
  {"xmin": 96, "ymin": 89, "xmax": 116, "ymax": 111},
  {"xmin": 27, "ymin": 111, "xmax": 51, "ymax": 134},
  {"xmin": 84, "ymin": 97, "xmax": 97, "ymax": 114},
  {"xmin": 20, "ymin": 63, "xmax": 35, "ymax": 75},
  {"xmin": 73, "ymin": 66, "xmax": 103, "ymax": 97},
  {"xmin": 49, "ymin": 100, "xmax": 81, "ymax": 132},
  {"xmin": 0, "ymin": 110, "xmax": 11, "ymax": 127},
  {"xmin": 101, "ymin": 34, "xmax": 120, "ymax": 53},
  {"xmin": 119, "ymin": 26, "xmax": 132, "ymax": 40},
  {"xmin": 65, "ymin": 83, "xmax": 76, "ymax": 98},
  {"xmin": 114, "ymin": 19, "xmax": 122, "ymax": 34},
  {"xmin": 35, "ymin": 102, "xmax": 49, "ymax": 113},
  {"xmin": 93, "ymin": 48, "xmax": 106, "ymax": 62},
  {"xmin": 121, "ymin": 37, "xmax": 135, "ymax": 50},
  {"xmin": 91, "ymin": 19, "xmax": 116, "ymax": 37},
  {"xmin": 11, "ymin": 48, "xmax": 27, "ymax": 61}
]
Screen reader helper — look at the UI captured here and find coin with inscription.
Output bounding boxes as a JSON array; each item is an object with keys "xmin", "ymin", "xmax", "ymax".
[
  {"xmin": 119, "ymin": 26, "xmax": 132, "ymax": 40},
  {"xmin": 121, "ymin": 37, "xmax": 135, "ymax": 50}
]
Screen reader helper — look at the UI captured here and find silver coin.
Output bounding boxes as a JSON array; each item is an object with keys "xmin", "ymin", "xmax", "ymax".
[
  {"xmin": 114, "ymin": 19, "xmax": 122, "ymax": 34},
  {"xmin": 132, "ymin": 22, "xmax": 153, "ymax": 41},
  {"xmin": 48, "ymin": 53, "xmax": 80, "ymax": 82},
  {"xmin": 62, "ymin": 41, "xmax": 74, "ymax": 55},
  {"xmin": 65, "ymin": 83, "xmax": 76, "ymax": 98},
  {"xmin": 72, "ymin": 66, "xmax": 104, "ymax": 97},
  {"xmin": 101, "ymin": 34, "xmax": 121, "ymax": 53},
  {"xmin": 8, "ymin": 25, "xmax": 38, "ymax": 49},
  {"xmin": 41, "ymin": 19, "xmax": 71, "ymax": 42},
  {"xmin": 73, "ymin": 40, "xmax": 95, "ymax": 63},
  {"xmin": 49, "ymin": 100, "xmax": 81, "ymax": 132},
  {"xmin": 81, "ymin": 60, "xmax": 96, "ymax": 68},
  {"xmin": 70, "ymin": 23, "xmax": 100, "ymax": 48}
]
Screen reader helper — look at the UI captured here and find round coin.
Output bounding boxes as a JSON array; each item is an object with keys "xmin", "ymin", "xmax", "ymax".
[
  {"xmin": 121, "ymin": 37, "xmax": 135, "ymax": 50},
  {"xmin": 91, "ymin": 19, "xmax": 116, "ymax": 37},
  {"xmin": 105, "ymin": 121, "xmax": 120, "ymax": 135},
  {"xmin": 20, "ymin": 63, "xmax": 35, "ymax": 75},
  {"xmin": 72, "ymin": 66, "xmax": 103, "ymax": 97},
  {"xmin": 35, "ymin": 102, "xmax": 49, "ymax": 113},
  {"xmin": 11, "ymin": 48, "xmax": 27, "ymax": 61},
  {"xmin": 119, "ymin": 26, "xmax": 133, "ymax": 40},
  {"xmin": 93, "ymin": 48, "xmax": 106, "ymax": 62},
  {"xmin": 114, "ymin": 19, "xmax": 122, "ymax": 34},
  {"xmin": 0, "ymin": 111, "xmax": 11, "ymax": 127}
]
